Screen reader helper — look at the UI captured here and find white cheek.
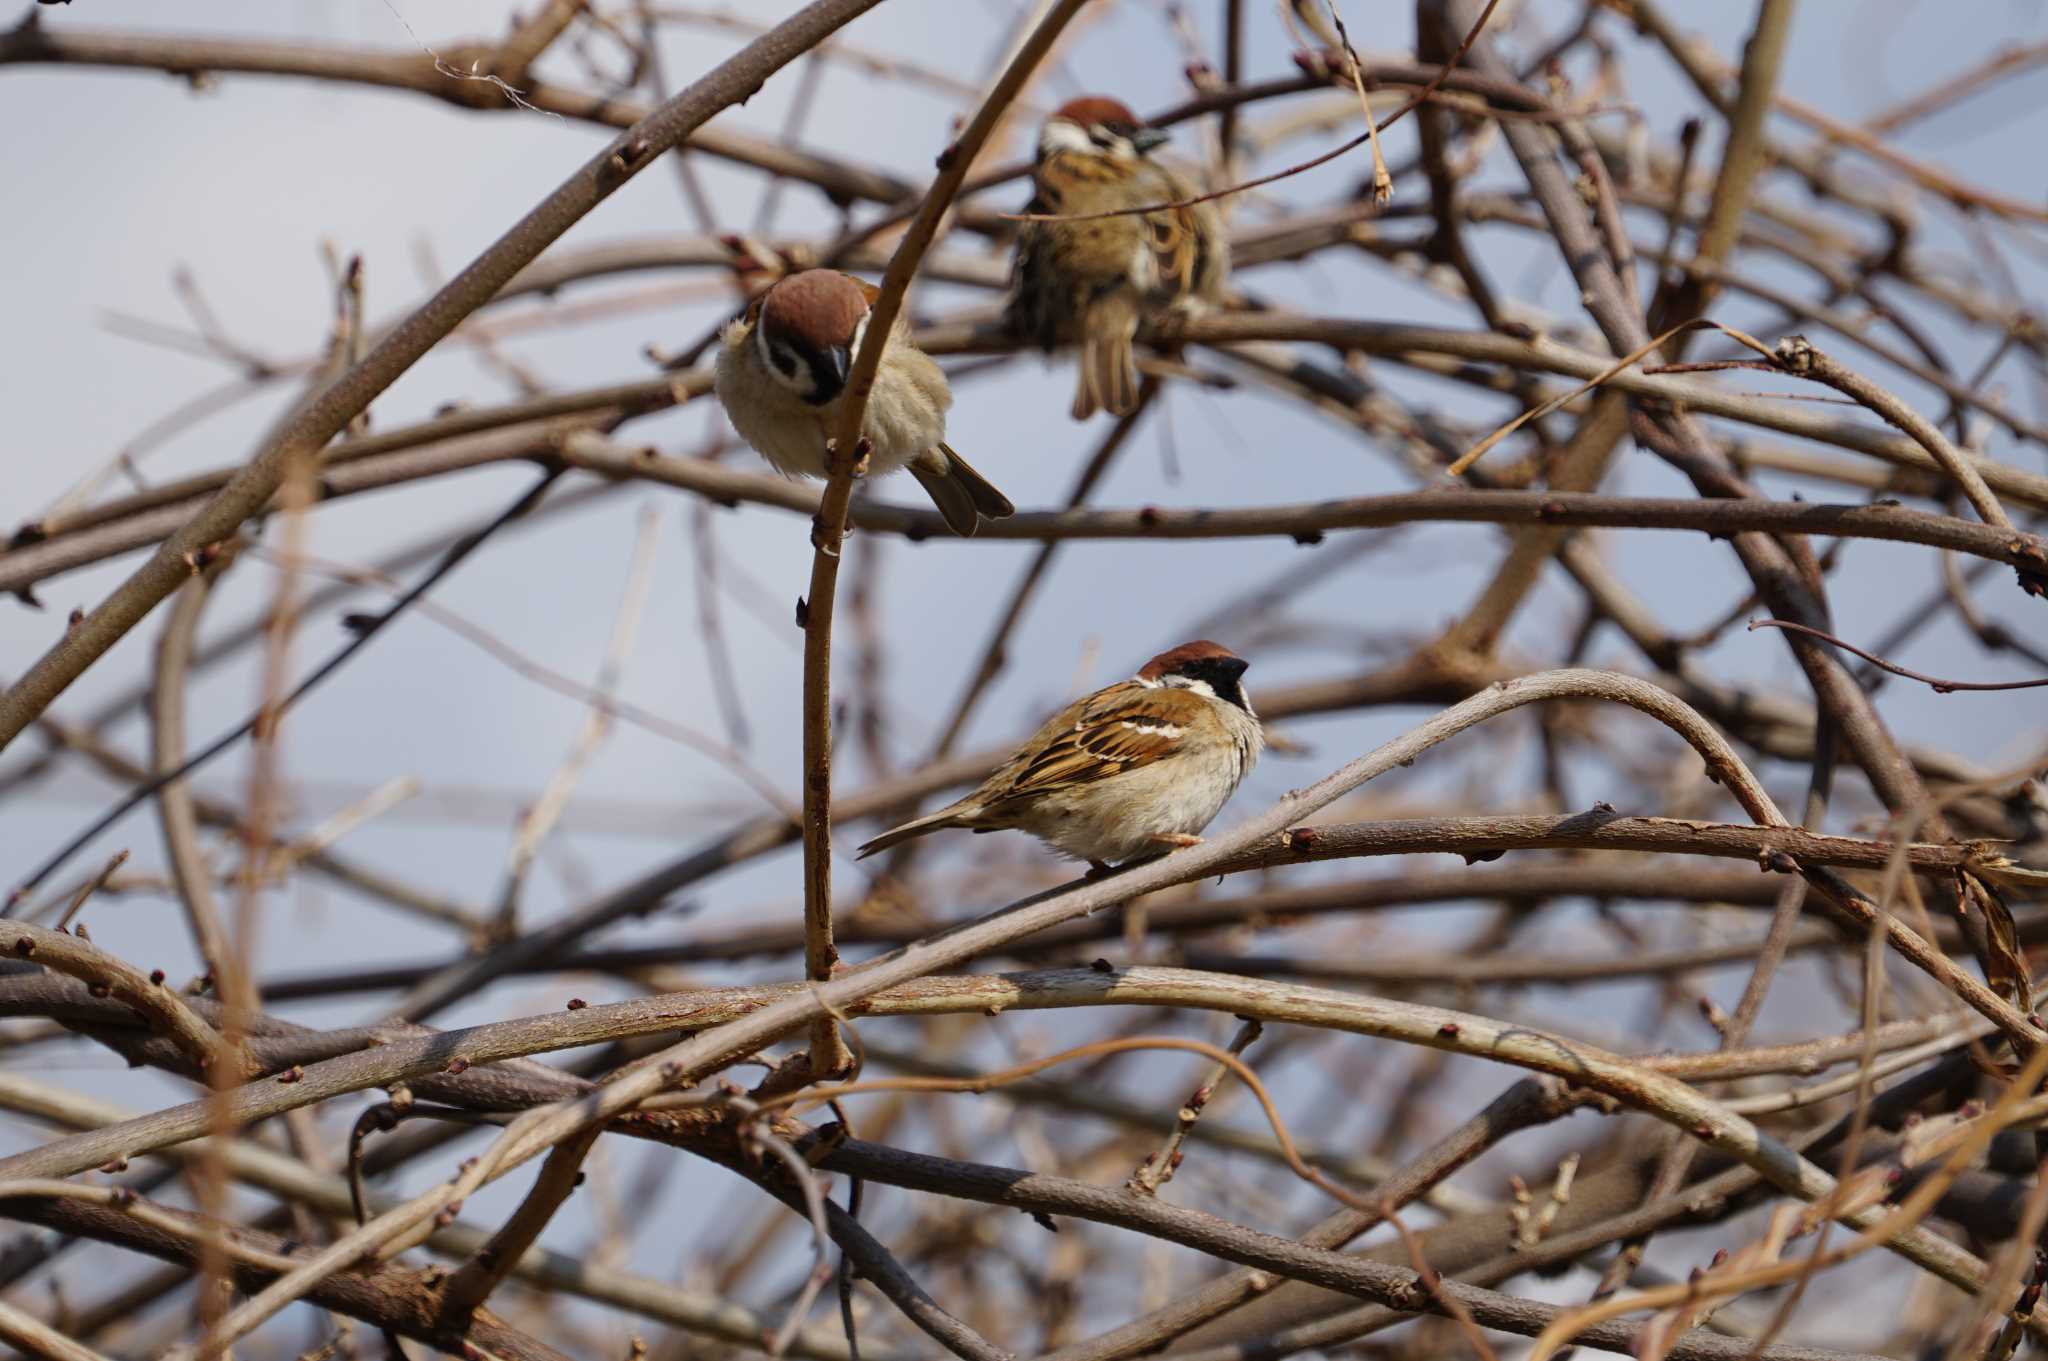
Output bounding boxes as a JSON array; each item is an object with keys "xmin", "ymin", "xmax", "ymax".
[
  {"xmin": 849, "ymin": 313, "xmax": 870, "ymax": 361},
  {"xmin": 1039, "ymin": 120, "xmax": 1094, "ymax": 157}
]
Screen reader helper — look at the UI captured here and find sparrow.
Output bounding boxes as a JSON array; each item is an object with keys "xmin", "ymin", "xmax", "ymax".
[
  {"xmin": 857, "ymin": 640, "xmax": 1262, "ymax": 871},
  {"xmin": 1006, "ymin": 96, "xmax": 1229, "ymax": 420},
  {"xmin": 715, "ymin": 268, "xmax": 1015, "ymax": 536}
]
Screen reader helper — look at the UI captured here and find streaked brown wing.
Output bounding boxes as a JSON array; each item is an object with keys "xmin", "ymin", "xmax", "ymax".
[
  {"xmin": 988, "ymin": 685, "xmax": 1205, "ymax": 805},
  {"xmin": 1141, "ymin": 162, "xmax": 1211, "ymax": 301},
  {"xmin": 1147, "ymin": 211, "xmax": 1199, "ymax": 298}
]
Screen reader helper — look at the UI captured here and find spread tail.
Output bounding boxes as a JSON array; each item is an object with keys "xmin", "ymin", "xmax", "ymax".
[
  {"xmin": 1073, "ymin": 302, "xmax": 1141, "ymax": 420},
  {"xmin": 940, "ymin": 444, "xmax": 1015, "ymax": 520},
  {"xmin": 909, "ymin": 445, "xmax": 1014, "ymax": 537},
  {"xmin": 856, "ymin": 806, "xmax": 968, "ymax": 858}
]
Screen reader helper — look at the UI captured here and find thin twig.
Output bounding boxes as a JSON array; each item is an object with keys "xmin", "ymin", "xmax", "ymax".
[
  {"xmin": 48, "ymin": 851, "xmax": 126, "ymax": 935},
  {"xmin": 795, "ymin": 0, "xmax": 1095, "ymax": 1078},
  {"xmin": 8, "ymin": 470, "xmax": 565, "ymax": 908},
  {"xmin": 434, "ymin": 1123, "xmax": 603, "ymax": 1330},
  {"xmin": 494, "ymin": 504, "xmax": 662, "ymax": 937},
  {"xmin": 1770, "ymin": 336, "xmax": 2021, "ymax": 539},
  {"xmin": 1127, "ymin": 1018, "xmax": 1261, "ymax": 1197},
  {"xmin": 1318, "ymin": 0, "xmax": 1391, "ymax": 205},
  {"xmin": 1747, "ymin": 619, "xmax": 2048, "ymax": 693}
]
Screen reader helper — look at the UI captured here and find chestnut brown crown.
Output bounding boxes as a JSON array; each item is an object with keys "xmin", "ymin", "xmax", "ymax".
[
  {"xmin": 1050, "ymin": 95, "xmax": 1146, "ymax": 132},
  {"xmin": 750, "ymin": 269, "xmax": 878, "ymax": 404},
  {"xmin": 1146, "ymin": 638, "xmax": 1236, "ymax": 675},
  {"xmin": 1042, "ymin": 95, "xmax": 1169, "ymax": 160},
  {"xmin": 759, "ymin": 269, "xmax": 871, "ymax": 350},
  {"xmin": 1139, "ymin": 640, "xmax": 1252, "ymax": 711}
]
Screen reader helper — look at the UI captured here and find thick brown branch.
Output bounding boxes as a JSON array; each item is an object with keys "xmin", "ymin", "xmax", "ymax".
[{"xmin": 0, "ymin": 1191, "xmax": 574, "ymax": 1361}]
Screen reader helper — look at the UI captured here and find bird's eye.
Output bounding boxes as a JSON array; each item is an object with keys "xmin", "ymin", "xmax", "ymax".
[{"xmin": 769, "ymin": 343, "xmax": 800, "ymax": 377}]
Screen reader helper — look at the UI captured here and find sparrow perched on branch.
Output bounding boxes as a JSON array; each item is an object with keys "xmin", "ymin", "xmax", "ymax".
[
  {"xmin": 857, "ymin": 641, "xmax": 1262, "ymax": 871},
  {"xmin": 1006, "ymin": 96, "xmax": 1229, "ymax": 420},
  {"xmin": 715, "ymin": 268, "xmax": 1014, "ymax": 536}
]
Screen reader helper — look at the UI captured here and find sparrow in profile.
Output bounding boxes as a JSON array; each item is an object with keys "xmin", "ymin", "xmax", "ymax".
[
  {"xmin": 1007, "ymin": 96, "xmax": 1229, "ymax": 420},
  {"xmin": 857, "ymin": 641, "xmax": 1262, "ymax": 872},
  {"xmin": 715, "ymin": 269, "xmax": 1014, "ymax": 536}
]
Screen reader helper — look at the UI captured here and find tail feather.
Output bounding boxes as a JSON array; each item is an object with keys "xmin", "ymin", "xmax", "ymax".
[
  {"xmin": 939, "ymin": 443, "xmax": 1015, "ymax": 521},
  {"xmin": 1073, "ymin": 318, "xmax": 1141, "ymax": 420},
  {"xmin": 907, "ymin": 459, "xmax": 978, "ymax": 537},
  {"xmin": 908, "ymin": 445, "xmax": 1014, "ymax": 537},
  {"xmin": 856, "ymin": 807, "xmax": 969, "ymax": 859}
]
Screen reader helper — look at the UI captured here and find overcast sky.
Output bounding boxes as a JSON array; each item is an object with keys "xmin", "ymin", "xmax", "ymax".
[{"xmin": 4, "ymin": 2, "xmax": 2046, "ymax": 1352}]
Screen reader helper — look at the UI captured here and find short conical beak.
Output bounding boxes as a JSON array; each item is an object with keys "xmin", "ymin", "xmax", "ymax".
[{"xmin": 1131, "ymin": 126, "xmax": 1170, "ymax": 154}]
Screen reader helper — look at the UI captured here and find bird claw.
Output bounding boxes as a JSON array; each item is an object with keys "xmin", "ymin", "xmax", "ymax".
[{"xmin": 827, "ymin": 435, "xmax": 874, "ymax": 480}]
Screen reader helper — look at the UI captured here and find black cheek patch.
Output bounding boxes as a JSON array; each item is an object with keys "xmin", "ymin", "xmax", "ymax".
[
  {"xmin": 801, "ymin": 353, "xmax": 846, "ymax": 406},
  {"xmin": 1185, "ymin": 658, "xmax": 1252, "ymax": 710}
]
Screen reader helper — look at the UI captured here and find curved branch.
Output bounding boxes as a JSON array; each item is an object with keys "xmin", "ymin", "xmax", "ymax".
[
  {"xmin": 1, "ymin": 671, "xmax": 2009, "ymax": 1299},
  {"xmin": 1750, "ymin": 618, "xmax": 2048, "ymax": 693},
  {"xmin": 1, "ymin": 923, "xmax": 249, "ymax": 1081},
  {"xmin": 1773, "ymin": 336, "xmax": 2017, "ymax": 535},
  {"xmin": 149, "ymin": 569, "xmax": 241, "ymax": 1004}
]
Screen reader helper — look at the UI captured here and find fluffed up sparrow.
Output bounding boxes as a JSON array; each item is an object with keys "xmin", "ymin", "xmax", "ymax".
[
  {"xmin": 1006, "ymin": 96, "xmax": 1229, "ymax": 420},
  {"xmin": 857, "ymin": 640, "xmax": 1262, "ymax": 872},
  {"xmin": 715, "ymin": 268, "xmax": 1014, "ymax": 536}
]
